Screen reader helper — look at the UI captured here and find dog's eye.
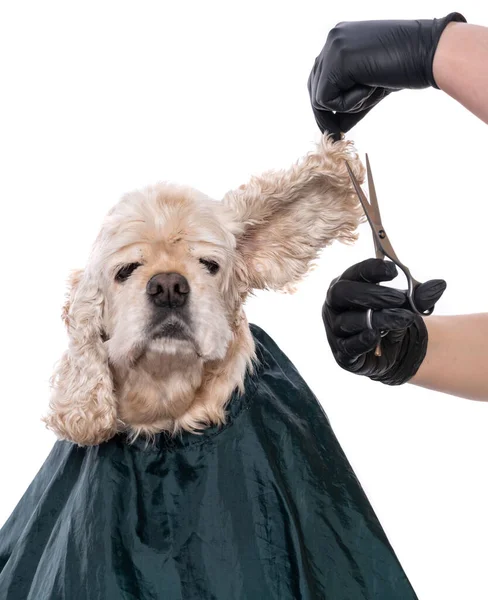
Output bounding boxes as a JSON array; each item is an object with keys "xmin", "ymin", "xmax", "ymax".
[
  {"xmin": 115, "ymin": 262, "xmax": 142, "ymax": 283},
  {"xmin": 199, "ymin": 258, "xmax": 220, "ymax": 275}
]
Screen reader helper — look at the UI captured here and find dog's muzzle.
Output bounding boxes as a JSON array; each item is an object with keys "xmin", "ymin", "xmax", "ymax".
[{"xmin": 146, "ymin": 272, "xmax": 192, "ymax": 341}]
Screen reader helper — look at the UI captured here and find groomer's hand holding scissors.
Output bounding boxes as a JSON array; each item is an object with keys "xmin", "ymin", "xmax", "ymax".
[
  {"xmin": 323, "ymin": 259, "xmax": 446, "ymax": 385},
  {"xmin": 323, "ymin": 155, "xmax": 446, "ymax": 385}
]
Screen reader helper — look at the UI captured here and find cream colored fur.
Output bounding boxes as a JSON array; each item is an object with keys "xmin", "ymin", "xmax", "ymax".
[{"xmin": 43, "ymin": 136, "xmax": 364, "ymax": 445}]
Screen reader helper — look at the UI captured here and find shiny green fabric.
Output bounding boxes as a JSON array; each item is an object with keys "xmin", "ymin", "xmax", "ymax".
[{"xmin": 0, "ymin": 325, "xmax": 418, "ymax": 599}]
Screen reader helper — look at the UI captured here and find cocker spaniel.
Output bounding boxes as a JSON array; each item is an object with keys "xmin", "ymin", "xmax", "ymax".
[{"xmin": 43, "ymin": 136, "xmax": 364, "ymax": 445}]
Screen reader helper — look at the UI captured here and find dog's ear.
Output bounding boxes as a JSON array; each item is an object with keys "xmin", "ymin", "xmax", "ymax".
[
  {"xmin": 43, "ymin": 268, "xmax": 118, "ymax": 446},
  {"xmin": 223, "ymin": 136, "xmax": 364, "ymax": 291}
]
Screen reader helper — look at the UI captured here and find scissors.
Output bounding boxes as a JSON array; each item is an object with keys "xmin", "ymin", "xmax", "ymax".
[{"xmin": 345, "ymin": 155, "xmax": 433, "ymax": 318}]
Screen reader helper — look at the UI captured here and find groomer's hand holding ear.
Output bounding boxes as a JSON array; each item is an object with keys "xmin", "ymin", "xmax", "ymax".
[
  {"xmin": 308, "ymin": 12, "xmax": 467, "ymax": 137},
  {"xmin": 323, "ymin": 259, "xmax": 446, "ymax": 385}
]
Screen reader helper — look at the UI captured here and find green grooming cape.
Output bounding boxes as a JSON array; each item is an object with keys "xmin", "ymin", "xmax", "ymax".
[{"xmin": 0, "ymin": 325, "xmax": 417, "ymax": 600}]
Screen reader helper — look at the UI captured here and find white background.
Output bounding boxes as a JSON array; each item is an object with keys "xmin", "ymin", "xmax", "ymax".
[{"xmin": 0, "ymin": 2, "xmax": 487, "ymax": 599}]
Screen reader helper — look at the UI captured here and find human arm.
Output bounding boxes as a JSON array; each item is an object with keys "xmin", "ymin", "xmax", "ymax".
[
  {"xmin": 433, "ymin": 22, "xmax": 488, "ymax": 125},
  {"xmin": 412, "ymin": 313, "xmax": 488, "ymax": 401}
]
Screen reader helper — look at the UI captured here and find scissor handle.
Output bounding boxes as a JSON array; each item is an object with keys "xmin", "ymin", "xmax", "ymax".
[
  {"xmin": 367, "ymin": 215, "xmax": 433, "ymax": 317},
  {"xmin": 387, "ymin": 259, "xmax": 433, "ymax": 317}
]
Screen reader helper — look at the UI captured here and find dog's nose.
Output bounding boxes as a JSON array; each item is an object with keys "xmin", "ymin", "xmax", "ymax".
[{"xmin": 146, "ymin": 273, "xmax": 190, "ymax": 308}]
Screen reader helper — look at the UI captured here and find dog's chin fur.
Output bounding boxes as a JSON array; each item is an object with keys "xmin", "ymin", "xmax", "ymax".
[
  {"xmin": 111, "ymin": 318, "xmax": 255, "ymax": 442},
  {"xmin": 43, "ymin": 135, "xmax": 365, "ymax": 446},
  {"xmin": 147, "ymin": 338, "xmax": 199, "ymax": 358}
]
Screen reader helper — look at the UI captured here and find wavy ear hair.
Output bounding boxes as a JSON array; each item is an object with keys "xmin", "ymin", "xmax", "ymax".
[
  {"xmin": 43, "ymin": 268, "xmax": 119, "ymax": 446},
  {"xmin": 223, "ymin": 136, "xmax": 365, "ymax": 292}
]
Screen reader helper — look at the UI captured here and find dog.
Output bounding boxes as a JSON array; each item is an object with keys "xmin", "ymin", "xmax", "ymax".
[{"xmin": 43, "ymin": 135, "xmax": 364, "ymax": 446}]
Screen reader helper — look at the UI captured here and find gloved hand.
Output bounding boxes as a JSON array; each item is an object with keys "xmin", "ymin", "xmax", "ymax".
[
  {"xmin": 308, "ymin": 12, "xmax": 467, "ymax": 138},
  {"xmin": 323, "ymin": 259, "xmax": 447, "ymax": 385}
]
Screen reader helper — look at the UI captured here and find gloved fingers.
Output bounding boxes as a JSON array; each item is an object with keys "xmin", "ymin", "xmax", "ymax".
[
  {"xmin": 308, "ymin": 66, "xmax": 342, "ymax": 138},
  {"xmin": 327, "ymin": 278, "xmax": 406, "ymax": 311},
  {"xmin": 340, "ymin": 258, "xmax": 398, "ymax": 283},
  {"xmin": 312, "ymin": 92, "xmax": 389, "ymax": 138},
  {"xmin": 374, "ymin": 308, "xmax": 417, "ymax": 331},
  {"xmin": 330, "ymin": 308, "xmax": 416, "ymax": 336},
  {"xmin": 335, "ymin": 328, "xmax": 380, "ymax": 361},
  {"xmin": 337, "ymin": 88, "xmax": 392, "ymax": 131},
  {"xmin": 316, "ymin": 84, "xmax": 378, "ymax": 114},
  {"xmin": 344, "ymin": 86, "xmax": 391, "ymax": 112},
  {"xmin": 412, "ymin": 279, "xmax": 447, "ymax": 312}
]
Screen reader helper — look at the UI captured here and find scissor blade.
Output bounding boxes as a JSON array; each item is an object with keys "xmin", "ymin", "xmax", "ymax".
[
  {"xmin": 345, "ymin": 160, "xmax": 371, "ymax": 213},
  {"xmin": 372, "ymin": 235, "xmax": 384, "ymax": 260},
  {"xmin": 364, "ymin": 154, "xmax": 387, "ymax": 260},
  {"xmin": 349, "ymin": 157, "xmax": 430, "ymax": 316},
  {"xmin": 345, "ymin": 159, "xmax": 383, "ymax": 259},
  {"xmin": 365, "ymin": 154, "xmax": 382, "ymax": 224}
]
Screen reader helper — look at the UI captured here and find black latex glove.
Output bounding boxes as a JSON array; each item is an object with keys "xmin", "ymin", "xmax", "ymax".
[
  {"xmin": 323, "ymin": 259, "xmax": 447, "ymax": 385},
  {"xmin": 308, "ymin": 12, "xmax": 466, "ymax": 138}
]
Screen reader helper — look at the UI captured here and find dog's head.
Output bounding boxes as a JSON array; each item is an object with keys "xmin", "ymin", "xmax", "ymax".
[
  {"xmin": 44, "ymin": 136, "xmax": 364, "ymax": 445},
  {"xmin": 96, "ymin": 185, "xmax": 239, "ymax": 367}
]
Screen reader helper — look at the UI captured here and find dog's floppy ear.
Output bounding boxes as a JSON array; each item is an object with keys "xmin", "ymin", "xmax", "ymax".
[
  {"xmin": 223, "ymin": 136, "xmax": 364, "ymax": 291},
  {"xmin": 43, "ymin": 268, "xmax": 118, "ymax": 446}
]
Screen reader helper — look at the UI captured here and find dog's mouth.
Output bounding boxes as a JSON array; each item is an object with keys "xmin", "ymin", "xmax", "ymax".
[
  {"xmin": 152, "ymin": 318, "xmax": 191, "ymax": 341},
  {"xmin": 145, "ymin": 316, "xmax": 203, "ymax": 358}
]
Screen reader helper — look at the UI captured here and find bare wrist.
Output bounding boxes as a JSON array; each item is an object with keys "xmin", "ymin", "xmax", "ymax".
[{"xmin": 432, "ymin": 22, "xmax": 464, "ymax": 90}]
